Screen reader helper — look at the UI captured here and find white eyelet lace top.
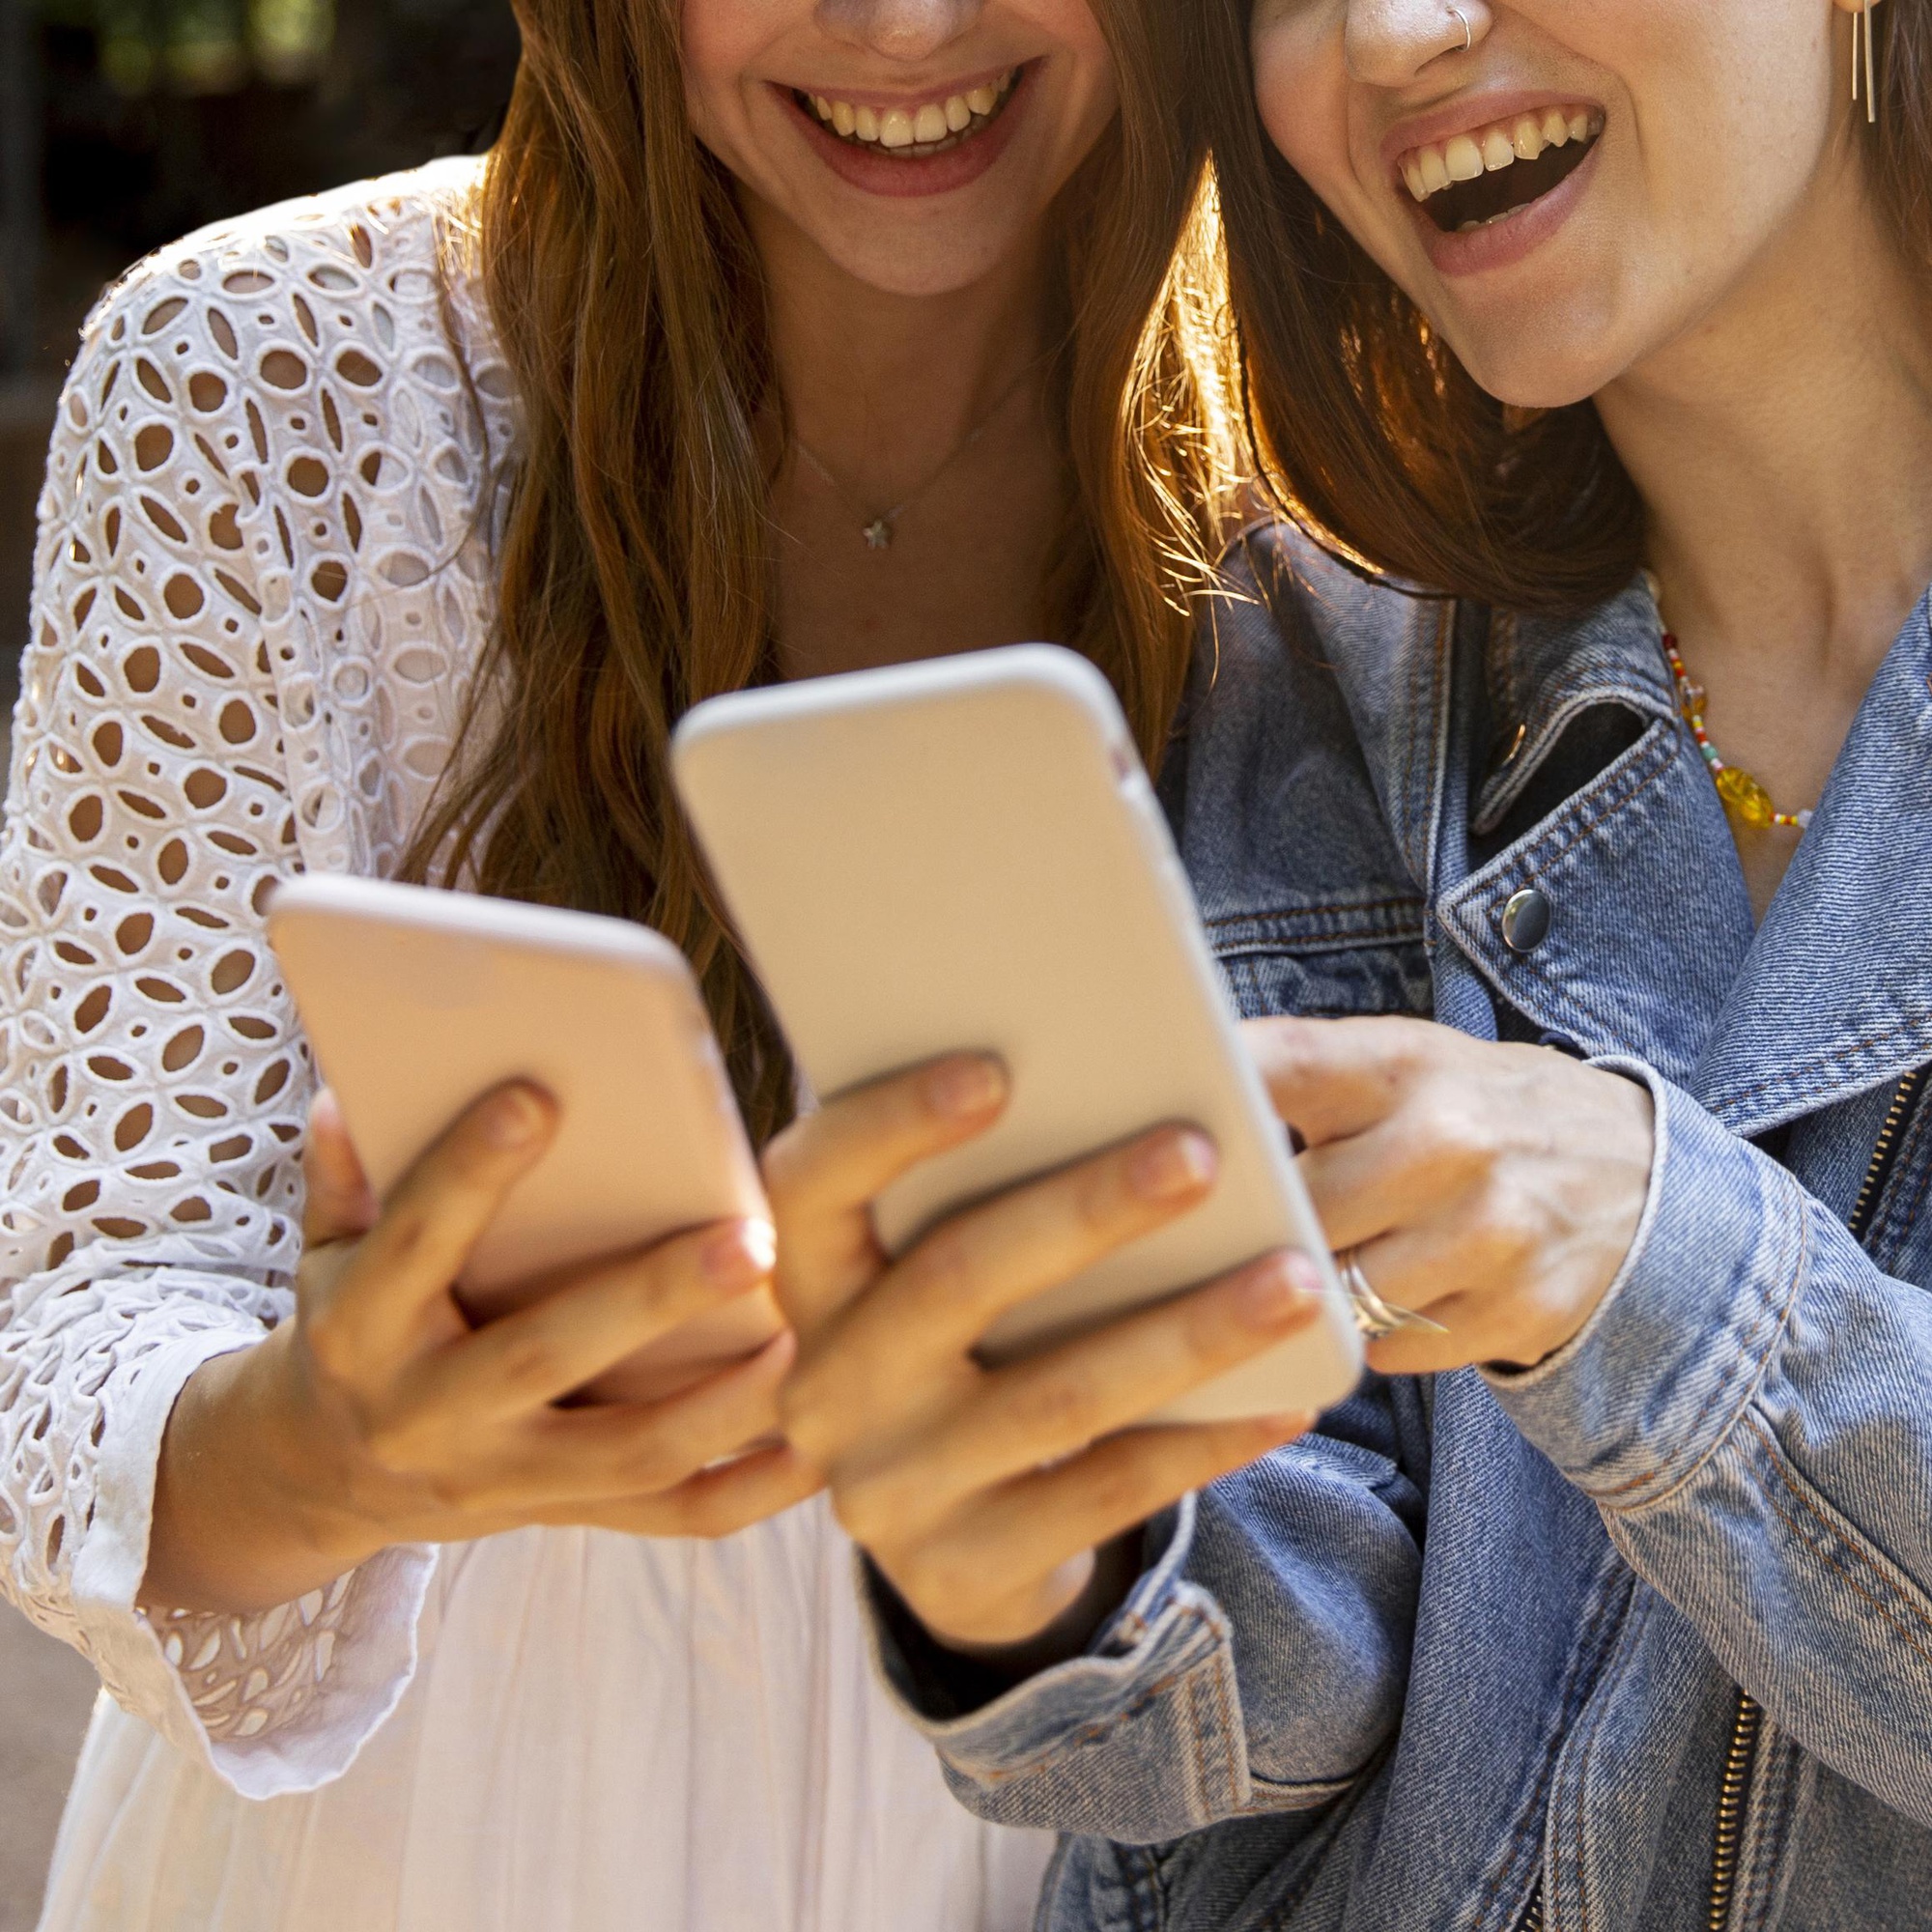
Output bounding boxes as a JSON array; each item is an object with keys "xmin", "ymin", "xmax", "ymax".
[{"xmin": 5, "ymin": 158, "xmax": 1050, "ymax": 1932}]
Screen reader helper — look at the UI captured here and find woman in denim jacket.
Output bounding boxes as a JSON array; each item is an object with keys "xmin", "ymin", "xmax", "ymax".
[{"xmin": 759, "ymin": 1, "xmax": 1932, "ymax": 1926}]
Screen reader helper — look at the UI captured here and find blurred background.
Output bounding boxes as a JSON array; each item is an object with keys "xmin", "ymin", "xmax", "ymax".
[{"xmin": 0, "ymin": 1, "xmax": 518, "ymax": 1918}]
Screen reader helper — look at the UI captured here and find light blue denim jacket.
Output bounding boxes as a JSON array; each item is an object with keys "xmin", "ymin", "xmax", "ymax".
[{"xmin": 868, "ymin": 524, "xmax": 1932, "ymax": 1932}]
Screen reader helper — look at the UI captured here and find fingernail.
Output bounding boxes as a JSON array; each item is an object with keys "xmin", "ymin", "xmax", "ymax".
[
  {"xmin": 486, "ymin": 1086, "xmax": 548, "ymax": 1148},
  {"xmin": 704, "ymin": 1220, "xmax": 776, "ymax": 1289},
  {"xmin": 924, "ymin": 1057, "xmax": 1008, "ymax": 1120},
  {"xmin": 1129, "ymin": 1128, "xmax": 1217, "ymax": 1202},
  {"xmin": 1235, "ymin": 1253, "xmax": 1317, "ymax": 1328}
]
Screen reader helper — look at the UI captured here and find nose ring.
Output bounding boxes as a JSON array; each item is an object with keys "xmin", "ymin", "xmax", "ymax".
[{"xmin": 1447, "ymin": 4, "xmax": 1472, "ymax": 52}]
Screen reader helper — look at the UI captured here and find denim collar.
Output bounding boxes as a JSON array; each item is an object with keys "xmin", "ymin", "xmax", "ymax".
[{"xmin": 1420, "ymin": 577, "xmax": 1932, "ymax": 1134}]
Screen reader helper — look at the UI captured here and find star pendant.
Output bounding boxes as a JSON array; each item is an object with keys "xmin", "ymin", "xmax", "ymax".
[{"xmin": 863, "ymin": 518, "xmax": 895, "ymax": 552}]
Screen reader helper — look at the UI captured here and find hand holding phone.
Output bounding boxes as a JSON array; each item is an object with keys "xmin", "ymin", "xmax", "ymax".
[{"xmin": 269, "ymin": 875, "xmax": 784, "ymax": 1405}]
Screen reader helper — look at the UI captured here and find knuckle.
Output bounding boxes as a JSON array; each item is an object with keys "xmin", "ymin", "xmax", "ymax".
[
  {"xmin": 492, "ymin": 1332, "xmax": 565, "ymax": 1399},
  {"xmin": 758, "ymin": 1121, "xmax": 812, "ymax": 1205},
  {"xmin": 898, "ymin": 1221, "xmax": 974, "ymax": 1309},
  {"xmin": 1082, "ymin": 1445, "xmax": 1161, "ymax": 1523},
  {"xmin": 1007, "ymin": 1367, "xmax": 1103, "ymax": 1447}
]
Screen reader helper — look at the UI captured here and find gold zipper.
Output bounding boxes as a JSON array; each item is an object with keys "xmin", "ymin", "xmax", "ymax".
[
  {"xmin": 1706, "ymin": 1693, "xmax": 1764, "ymax": 1931},
  {"xmin": 1702, "ymin": 1064, "xmax": 1926, "ymax": 1932},
  {"xmin": 1520, "ymin": 1066, "xmax": 1927, "ymax": 1932}
]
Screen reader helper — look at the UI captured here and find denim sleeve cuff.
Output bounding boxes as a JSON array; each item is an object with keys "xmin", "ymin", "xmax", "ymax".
[
  {"xmin": 1483, "ymin": 1058, "xmax": 1809, "ymax": 1511},
  {"xmin": 861, "ymin": 1496, "xmax": 1261, "ymax": 1838}
]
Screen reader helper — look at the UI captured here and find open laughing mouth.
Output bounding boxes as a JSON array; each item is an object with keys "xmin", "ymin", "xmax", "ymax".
[
  {"xmin": 1398, "ymin": 104, "xmax": 1605, "ymax": 234},
  {"xmin": 791, "ymin": 66, "xmax": 1023, "ymax": 160}
]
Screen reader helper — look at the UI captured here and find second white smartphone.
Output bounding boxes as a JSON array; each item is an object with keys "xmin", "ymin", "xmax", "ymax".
[
  {"xmin": 672, "ymin": 644, "xmax": 1362, "ymax": 1424},
  {"xmin": 269, "ymin": 875, "xmax": 782, "ymax": 1405}
]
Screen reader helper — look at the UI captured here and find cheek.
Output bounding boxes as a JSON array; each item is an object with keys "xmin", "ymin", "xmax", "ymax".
[
  {"xmin": 679, "ymin": 0, "xmax": 775, "ymax": 142},
  {"xmin": 1250, "ymin": 17, "xmax": 1349, "ymax": 204}
]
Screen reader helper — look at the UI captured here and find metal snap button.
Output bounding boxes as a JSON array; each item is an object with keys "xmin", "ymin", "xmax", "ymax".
[{"xmin": 1501, "ymin": 887, "xmax": 1551, "ymax": 954}]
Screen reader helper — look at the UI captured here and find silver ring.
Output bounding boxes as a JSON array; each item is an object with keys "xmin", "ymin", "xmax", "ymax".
[
  {"xmin": 1447, "ymin": 4, "xmax": 1472, "ymax": 52},
  {"xmin": 1335, "ymin": 1250, "xmax": 1450, "ymax": 1341}
]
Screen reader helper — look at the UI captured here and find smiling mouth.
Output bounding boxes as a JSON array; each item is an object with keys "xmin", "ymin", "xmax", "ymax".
[
  {"xmin": 793, "ymin": 66, "xmax": 1023, "ymax": 159},
  {"xmin": 1399, "ymin": 104, "xmax": 1605, "ymax": 234}
]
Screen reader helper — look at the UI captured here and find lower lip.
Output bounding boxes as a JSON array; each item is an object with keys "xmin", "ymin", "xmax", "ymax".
[
  {"xmin": 779, "ymin": 67, "xmax": 1032, "ymax": 200},
  {"xmin": 1411, "ymin": 135, "xmax": 1603, "ymax": 278}
]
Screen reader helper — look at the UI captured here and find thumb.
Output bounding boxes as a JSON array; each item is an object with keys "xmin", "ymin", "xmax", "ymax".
[{"xmin": 303, "ymin": 1088, "xmax": 379, "ymax": 1245}]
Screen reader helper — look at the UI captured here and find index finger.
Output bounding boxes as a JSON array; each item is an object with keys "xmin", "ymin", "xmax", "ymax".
[
  {"xmin": 322, "ymin": 1082, "xmax": 557, "ymax": 1376},
  {"xmin": 303, "ymin": 1088, "xmax": 379, "ymax": 1246},
  {"xmin": 1242, "ymin": 1014, "xmax": 1441, "ymax": 1148},
  {"xmin": 763, "ymin": 1055, "xmax": 1009, "ymax": 1335}
]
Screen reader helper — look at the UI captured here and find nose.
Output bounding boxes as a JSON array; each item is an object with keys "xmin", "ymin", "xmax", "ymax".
[
  {"xmin": 814, "ymin": 0, "xmax": 983, "ymax": 64},
  {"xmin": 1344, "ymin": 0, "xmax": 1492, "ymax": 88}
]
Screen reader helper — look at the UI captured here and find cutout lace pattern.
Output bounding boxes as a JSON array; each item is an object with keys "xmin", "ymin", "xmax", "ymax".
[{"xmin": 0, "ymin": 159, "xmax": 512, "ymax": 1765}]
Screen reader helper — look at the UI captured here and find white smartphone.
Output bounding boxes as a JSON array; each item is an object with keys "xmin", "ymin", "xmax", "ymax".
[
  {"xmin": 671, "ymin": 645, "xmax": 1362, "ymax": 1424},
  {"xmin": 268, "ymin": 875, "xmax": 781, "ymax": 1405}
]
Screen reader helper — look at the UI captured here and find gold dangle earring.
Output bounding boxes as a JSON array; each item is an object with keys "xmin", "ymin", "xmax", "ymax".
[{"xmin": 1853, "ymin": 0, "xmax": 1877, "ymax": 126}]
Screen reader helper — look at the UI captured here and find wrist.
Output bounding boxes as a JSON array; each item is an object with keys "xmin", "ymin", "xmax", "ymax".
[
  {"xmin": 923, "ymin": 1535, "xmax": 1143, "ymax": 1686},
  {"xmin": 145, "ymin": 1327, "xmax": 386, "ymax": 1614}
]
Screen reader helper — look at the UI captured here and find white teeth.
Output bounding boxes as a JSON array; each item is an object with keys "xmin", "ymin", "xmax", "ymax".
[
  {"xmin": 1398, "ymin": 105, "xmax": 1604, "ymax": 207},
  {"xmin": 804, "ymin": 71, "xmax": 1017, "ymax": 155}
]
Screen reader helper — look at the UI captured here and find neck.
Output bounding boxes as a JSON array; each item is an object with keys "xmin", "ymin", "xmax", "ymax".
[
  {"xmin": 1595, "ymin": 140, "xmax": 1932, "ymax": 691},
  {"xmin": 743, "ymin": 192, "xmax": 1058, "ymax": 496}
]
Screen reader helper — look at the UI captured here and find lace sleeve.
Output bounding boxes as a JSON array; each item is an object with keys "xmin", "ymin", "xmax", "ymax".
[{"xmin": 0, "ymin": 241, "xmax": 437, "ymax": 1799}]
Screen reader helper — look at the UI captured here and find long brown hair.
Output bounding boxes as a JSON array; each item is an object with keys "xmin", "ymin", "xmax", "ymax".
[
  {"xmin": 408, "ymin": 0, "xmax": 1240, "ymax": 1142},
  {"xmin": 1196, "ymin": 0, "xmax": 1932, "ymax": 612}
]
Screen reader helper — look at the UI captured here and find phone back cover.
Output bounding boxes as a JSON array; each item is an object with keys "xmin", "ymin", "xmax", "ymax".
[{"xmin": 675, "ymin": 647, "xmax": 1361, "ymax": 1421}]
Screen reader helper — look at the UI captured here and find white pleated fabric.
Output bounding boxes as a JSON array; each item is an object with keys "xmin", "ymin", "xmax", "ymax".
[
  {"xmin": 13, "ymin": 162, "xmax": 1051, "ymax": 1930},
  {"xmin": 40, "ymin": 1502, "xmax": 1052, "ymax": 1931}
]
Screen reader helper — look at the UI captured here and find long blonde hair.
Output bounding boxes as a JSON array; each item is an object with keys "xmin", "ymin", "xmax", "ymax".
[{"xmin": 410, "ymin": 0, "xmax": 1241, "ymax": 1140}]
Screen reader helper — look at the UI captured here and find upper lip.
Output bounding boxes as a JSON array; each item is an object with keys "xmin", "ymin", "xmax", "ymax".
[
  {"xmin": 1378, "ymin": 88, "xmax": 1605, "ymax": 174},
  {"xmin": 777, "ymin": 61, "xmax": 1022, "ymax": 113}
]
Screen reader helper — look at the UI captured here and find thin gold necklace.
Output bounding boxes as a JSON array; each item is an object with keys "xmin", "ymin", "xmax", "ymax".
[{"xmin": 790, "ymin": 362, "xmax": 1037, "ymax": 553}]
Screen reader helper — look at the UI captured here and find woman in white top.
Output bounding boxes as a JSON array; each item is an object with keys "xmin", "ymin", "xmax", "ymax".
[{"xmin": 2, "ymin": 1, "xmax": 1239, "ymax": 1927}]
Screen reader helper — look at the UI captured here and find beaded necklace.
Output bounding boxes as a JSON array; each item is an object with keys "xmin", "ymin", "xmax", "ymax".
[{"xmin": 1660, "ymin": 633, "xmax": 1814, "ymax": 833}]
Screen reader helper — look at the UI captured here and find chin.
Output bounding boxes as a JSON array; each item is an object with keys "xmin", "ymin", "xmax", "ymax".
[
  {"xmin": 812, "ymin": 219, "xmax": 1028, "ymax": 299},
  {"xmin": 1430, "ymin": 304, "xmax": 1626, "ymax": 413}
]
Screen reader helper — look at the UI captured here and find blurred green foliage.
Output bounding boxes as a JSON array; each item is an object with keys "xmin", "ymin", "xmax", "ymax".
[{"xmin": 38, "ymin": 0, "xmax": 334, "ymax": 95}]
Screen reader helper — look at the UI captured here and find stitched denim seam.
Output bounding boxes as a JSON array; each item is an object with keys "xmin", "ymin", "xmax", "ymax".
[
  {"xmin": 1196, "ymin": 1629, "xmax": 1240, "ymax": 1819},
  {"xmin": 1737, "ymin": 1732, "xmax": 1803, "ymax": 1932},
  {"xmin": 1719, "ymin": 1026, "xmax": 1932, "ymax": 1112},
  {"xmin": 962, "ymin": 1606, "xmax": 1223, "ymax": 1787},
  {"xmin": 1593, "ymin": 1183, "xmax": 1808, "ymax": 1507},
  {"xmin": 1204, "ymin": 896, "xmax": 1427, "ymax": 929},
  {"xmin": 1739, "ymin": 1409, "xmax": 1932, "ymax": 1664},
  {"xmin": 1870, "ymin": 1105, "xmax": 1932, "ymax": 1267}
]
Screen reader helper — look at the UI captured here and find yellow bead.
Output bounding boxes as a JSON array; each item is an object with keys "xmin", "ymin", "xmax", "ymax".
[{"xmin": 1715, "ymin": 765, "xmax": 1776, "ymax": 829}]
